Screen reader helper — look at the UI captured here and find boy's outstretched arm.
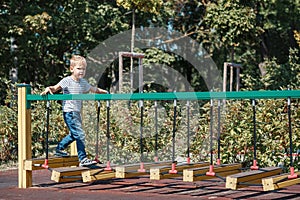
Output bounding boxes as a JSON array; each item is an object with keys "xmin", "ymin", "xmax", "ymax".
[
  {"xmin": 90, "ymin": 87, "xmax": 108, "ymax": 94},
  {"xmin": 41, "ymin": 84, "xmax": 62, "ymax": 95}
]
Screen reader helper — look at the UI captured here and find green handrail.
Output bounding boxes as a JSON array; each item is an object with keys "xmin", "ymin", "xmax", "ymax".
[{"xmin": 26, "ymin": 90, "xmax": 300, "ymax": 102}]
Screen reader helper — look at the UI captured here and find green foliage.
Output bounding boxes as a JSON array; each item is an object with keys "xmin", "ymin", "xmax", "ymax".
[
  {"xmin": 1, "ymin": 1, "xmax": 127, "ymax": 88},
  {"xmin": 116, "ymin": 0, "xmax": 163, "ymax": 14},
  {"xmin": 242, "ymin": 48, "xmax": 300, "ymax": 90},
  {"xmin": 204, "ymin": 0, "xmax": 258, "ymax": 48},
  {"xmin": 0, "ymin": 103, "xmax": 18, "ymax": 162},
  {"xmin": 0, "ymin": 82, "xmax": 66, "ymax": 164},
  {"xmin": 190, "ymin": 99, "xmax": 299, "ymax": 172}
]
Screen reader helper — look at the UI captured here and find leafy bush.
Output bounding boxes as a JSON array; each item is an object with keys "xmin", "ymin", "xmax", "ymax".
[
  {"xmin": 0, "ymin": 82, "xmax": 66, "ymax": 164},
  {"xmin": 190, "ymin": 99, "xmax": 299, "ymax": 172}
]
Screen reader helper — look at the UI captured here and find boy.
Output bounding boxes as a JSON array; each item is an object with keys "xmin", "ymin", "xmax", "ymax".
[{"xmin": 41, "ymin": 55, "xmax": 108, "ymax": 166}]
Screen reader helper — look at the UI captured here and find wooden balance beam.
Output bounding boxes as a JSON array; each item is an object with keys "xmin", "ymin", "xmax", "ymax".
[
  {"xmin": 183, "ymin": 163, "xmax": 242, "ymax": 182},
  {"xmin": 24, "ymin": 156, "xmax": 79, "ymax": 170},
  {"xmin": 115, "ymin": 161, "xmax": 173, "ymax": 178},
  {"xmin": 262, "ymin": 171, "xmax": 300, "ymax": 191},
  {"xmin": 226, "ymin": 166, "xmax": 282, "ymax": 190},
  {"xmin": 150, "ymin": 162, "xmax": 209, "ymax": 180},
  {"xmin": 82, "ymin": 168, "xmax": 116, "ymax": 182},
  {"xmin": 51, "ymin": 164, "xmax": 107, "ymax": 183}
]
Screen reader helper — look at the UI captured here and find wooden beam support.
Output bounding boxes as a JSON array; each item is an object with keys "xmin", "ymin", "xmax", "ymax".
[
  {"xmin": 183, "ymin": 163, "xmax": 242, "ymax": 182},
  {"xmin": 18, "ymin": 85, "xmax": 32, "ymax": 188},
  {"xmin": 82, "ymin": 169, "xmax": 116, "ymax": 182},
  {"xmin": 262, "ymin": 171, "xmax": 300, "ymax": 191},
  {"xmin": 115, "ymin": 161, "xmax": 173, "ymax": 178},
  {"xmin": 226, "ymin": 166, "xmax": 282, "ymax": 190},
  {"xmin": 51, "ymin": 166, "xmax": 88, "ymax": 183},
  {"xmin": 150, "ymin": 162, "xmax": 209, "ymax": 180},
  {"xmin": 24, "ymin": 156, "xmax": 79, "ymax": 170}
]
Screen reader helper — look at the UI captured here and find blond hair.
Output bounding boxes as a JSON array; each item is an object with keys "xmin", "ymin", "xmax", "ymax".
[{"xmin": 70, "ymin": 55, "xmax": 87, "ymax": 69}]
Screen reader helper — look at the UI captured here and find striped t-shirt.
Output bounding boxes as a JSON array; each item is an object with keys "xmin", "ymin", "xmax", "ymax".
[{"xmin": 58, "ymin": 76, "xmax": 91, "ymax": 112}]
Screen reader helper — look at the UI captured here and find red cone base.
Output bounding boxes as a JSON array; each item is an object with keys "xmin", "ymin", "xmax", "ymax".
[
  {"xmin": 104, "ymin": 161, "xmax": 112, "ymax": 171},
  {"xmin": 186, "ymin": 157, "xmax": 191, "ymax": 164},
  {"xmin": 169, "ymin": 163, "xmax": 178, "ymax": 174},
  {"xmin": 288, "ymin": 167, "xmax": 298, "ymax": 179},
  {"xmin": 138, "ymin": 162, "xmax": 146, "ymax": 172},
  {"xmin": 250, "ymin": 160, "xmax": 259, "ymax": 170},
  {"xmin": 206, "ymin": 165, "xmax": 215, "ymax": 176}
]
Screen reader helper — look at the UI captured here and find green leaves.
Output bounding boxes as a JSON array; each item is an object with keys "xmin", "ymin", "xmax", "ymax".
[
  {"xmin": 116, "ymin": 0, "xmax": 163, "ymax": 14},
  {"xmin": 204, "ymin": 1, "xmax": 258, "ymax": 48}
]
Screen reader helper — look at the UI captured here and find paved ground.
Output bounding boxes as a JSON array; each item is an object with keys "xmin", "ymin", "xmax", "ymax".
[{"xmin": 0, "ymin": 168, "xmax": 300, "ymax": 200}]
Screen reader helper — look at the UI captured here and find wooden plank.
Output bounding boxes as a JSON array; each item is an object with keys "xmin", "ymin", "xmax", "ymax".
[
  {"xmin": 226, "ymin": 167, "xmax": 282, "ymax": 190},
  {"xmin": 116, "ymin": 171, "xmax": 149, "ymax": 179},
  {"xmin": 183, "ymin": 163, "xmax": 242, "ymax": 182},
  {"xmin": 51, "ymin": 164, "xmax": 106, "ymax": 183},
  {"xmin": 24, "ymin": 156, "xmax": 79, "ymax": 170},
  {"xmin": 51, "ymin": 166, "xmax": 89, "ymax": 182},
  {"xmin": 262, "ymin": 171, "xmax": 300, "ymax": 191},
  {"xmin": 82, "ymin": 169, "xmax": 116, "ymax": 182},
  {"xmin": 115, "ymin": 161, "xmax": 173, "ymax": 178},
  {"xmin": 116, "ymin": 161, "xmax": 173, "ymax": 172},
  {"xmin": 150, "ymin": 162, "xmax": 209, "ymax": 180}
]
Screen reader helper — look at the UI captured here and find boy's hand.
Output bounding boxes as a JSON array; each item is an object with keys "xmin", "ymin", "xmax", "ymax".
[
  {"xmin": 41, "ymin": 87, "xmax": 53, "ymax": 95},
  {"xmin": 95, "ymin": 88, "xmax": 109, "ymax": 94}
]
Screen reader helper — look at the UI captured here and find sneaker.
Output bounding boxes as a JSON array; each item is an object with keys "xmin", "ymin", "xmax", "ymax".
[
  {"xmin": 79, "ymin": 158, "xmax": 97, "ymax": 167},
  {"xmin": 55, "ymin": 149, "xmax": 69, "ymax": 157}
]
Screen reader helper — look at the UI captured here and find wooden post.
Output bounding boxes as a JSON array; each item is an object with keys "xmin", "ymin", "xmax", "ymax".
[
  {"xmin": 17, "ymin": 84, "xmax": 32, "ymax": 188},
  {"xmin": 236, "ymin": 67, "xmax": 240, "ymax": 91},
  {"xmin": 223, "ymin": 62, "xmax": 242, "ymax": 92},
  {"xmin": 118, "ymin": 52, "xmax": 123, "ymax": 93},
  {"xmin": 118, "ymin": 52, "xmax": 144, "ymax": 93},
  {"xmin": 229, "ymin": 65, "xmax": 233, "ymax": 92},
  {"xmin": 138, "ymin": 57, "xmax": 143, "ymax": 93},
  {"xmin": 223, "ymin": 62, "xmax": 227, "ymax": 92},
  {"xmin": 70, "ymin": 140, "xmax": 77, "ymax": 156}
]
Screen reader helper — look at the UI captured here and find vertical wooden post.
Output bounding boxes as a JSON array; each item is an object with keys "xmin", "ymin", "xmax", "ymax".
[
  {"xmin": 223, "ymin": 62, "xmax": 227, "ymax": 92},
  {"xmin": 70, "ymin": 140, "xmax": 77, "ymax": 156},
  {"xmin": 229, "ymin": 66, "xmax": 234, "ymax": 92},
  {"xmin": 236, "ymin": 66, "xmax": 240, "ymax": 91},
  {"xmin": 17, "ymin": 84, "xmax": 32, "ymax": 188},
  {"xmin": 138, "ymin": 57, "xmax": 143, "ymax": 93},
  {"xmin": 119, "ymin": 52, "xmax": 123, "ymax": 93},
  {"xmin": 223, "ymin": 62, "xmax": 241, "ymax": 92}
]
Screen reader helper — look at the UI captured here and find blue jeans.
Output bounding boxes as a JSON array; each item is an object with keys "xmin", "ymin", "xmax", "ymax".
[{"xmin": 56, "ymin": 111, "xmax": 87, "ymax": 161}]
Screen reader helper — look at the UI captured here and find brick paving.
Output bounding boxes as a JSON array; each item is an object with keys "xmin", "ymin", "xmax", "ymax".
[{"xmin": 0, "ymin": 168, "xmax": 300, "ymax": 200}]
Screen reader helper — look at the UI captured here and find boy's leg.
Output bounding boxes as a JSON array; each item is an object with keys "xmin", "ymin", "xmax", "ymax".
[
  {"xmin": 55, "ymin": 133, "xmax": 73, "ymax": 156},
  {"xmin": 64, "ymin": 111, "xmax": 87, "ymax": 161}
]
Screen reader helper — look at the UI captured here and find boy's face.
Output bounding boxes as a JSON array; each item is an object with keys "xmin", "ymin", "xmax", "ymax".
[{"xmin": 70, "ymin": 64, "xmax": 86, "ymax": 81}]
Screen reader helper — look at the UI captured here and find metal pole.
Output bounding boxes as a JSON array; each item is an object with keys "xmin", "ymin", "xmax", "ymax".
[
  {"xmin": 154, "ymin": 101, "xmax": 158, "ymax": 162},
  {"xmin": 138, "ymin": 100, "xmax": 145, "ymax": 172},
  {"xmin": 169, "ymin": 98, "xmax": 178, "ymax": 174},
  {"xmin": 105, "ymin": 100, "xmax": 112, "ymax": 170},
  {"xmin": 251, "ymin": 99, "xmax": 259, "ymax": 170},
  {"xmin": 206, "ymin": 99, "xmax": 215, "ymax": 176},
  {"xmin": 287, "ymin": 93, "xmax": 297, "ymax": 178},
  {"xmin": 94, "ymin": 101, "xmax": 100, "ymax": 163},
  {"xmin": 187, "ymin": 100, "xmax": 191, "ymax": 164},
  {"xmin": 217, "ymin": 99, "xmax": 221, "ymax": 165}
]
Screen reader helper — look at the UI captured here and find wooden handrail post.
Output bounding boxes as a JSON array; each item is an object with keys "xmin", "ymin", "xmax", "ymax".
[{"xmin": 17, "ymin": 84, "xmax": 32, "ymax": 188}]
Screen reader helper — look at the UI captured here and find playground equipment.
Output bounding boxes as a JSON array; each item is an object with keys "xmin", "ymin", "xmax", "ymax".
[
  {"xmin": 118, "ymin": 51, "xmax": 144, "ymax": 93},
  {"xmin": 223, "ymin": 62, "xmax": 241, "ymax": 92},
  {"xmin": 17, "ymin": 85, "xmax": 300, "ymax": 190}
]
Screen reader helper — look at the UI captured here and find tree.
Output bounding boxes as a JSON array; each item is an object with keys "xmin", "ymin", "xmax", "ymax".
[
  {"xmin": 116, "ymin": 0, "xmax": 163, "ymax": 93},
  {"xmin": 0, "ymin": 1, "xmax": 128, "ymax": 102}
]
